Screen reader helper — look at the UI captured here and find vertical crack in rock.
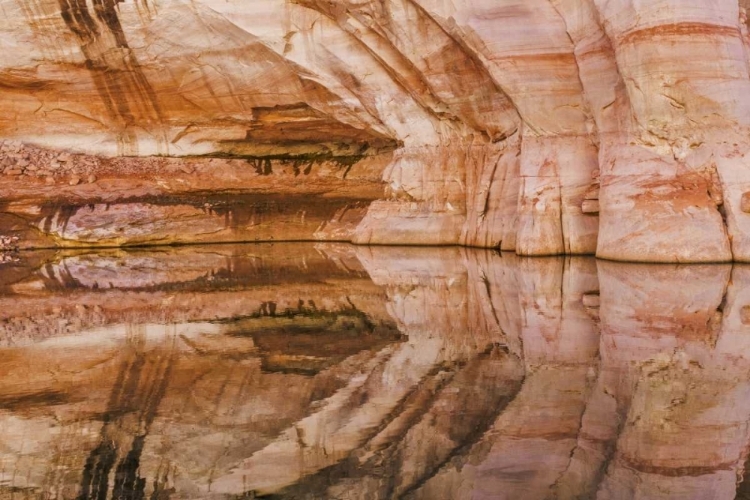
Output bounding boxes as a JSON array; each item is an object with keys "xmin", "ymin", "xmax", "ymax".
[
  {"xmin": 481, "ymin": 271, "xmax": 502, "ymax": 328},
  {"xmin": 559, "ymin": 178, "xmax": 568, "ymax": 255},
  {"xmin": 709, "ymin": 162, "xmax": 735, "ymax": 261},
  {"xmin": 546, "ymin": 360, "xmax": 600, "ymax": 499},
  {"xmin": 548, "ymin": 0, "xmax": 597, "ymax": 141},
  {"xmin": 581, "ymin": 392, "xmax": 630, "ymax": 500},
  {"xmin": 480, "ymin": 156, "xmax": 500, "ymax": 222}
]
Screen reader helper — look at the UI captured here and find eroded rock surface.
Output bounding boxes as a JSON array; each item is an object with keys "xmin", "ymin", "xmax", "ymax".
[
  {"xmin": 0, "ymin": 245, "xmax": 749, "ymax": 498},
  {"xmin": 2, "ymin": 1, "xmax": 750, "ymax": 260}
]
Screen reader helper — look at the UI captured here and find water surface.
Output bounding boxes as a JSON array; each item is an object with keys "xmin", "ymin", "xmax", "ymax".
[{"xmin": 0, "ymin": 244, "xmax": 748, "ymax": 499}]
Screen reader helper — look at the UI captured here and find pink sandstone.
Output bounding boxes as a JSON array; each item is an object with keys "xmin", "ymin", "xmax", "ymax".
[
  {"xmin": 1, "ymin": 246, "xmax": 750, "ymax": 497},
  {"xmin": 2, "ymin": 0, "xmax": 750, "ymax": 261}
]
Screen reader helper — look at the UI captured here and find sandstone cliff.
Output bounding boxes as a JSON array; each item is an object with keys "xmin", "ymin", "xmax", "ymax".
[{"xmin": 3, "ymin": 0, "xmax": 750, "ymax": 261}]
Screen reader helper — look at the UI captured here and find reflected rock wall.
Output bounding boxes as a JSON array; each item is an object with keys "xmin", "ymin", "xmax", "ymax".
[{"xmin": 0, "ymin": 245, "xmax": 749, "ymax": 498}]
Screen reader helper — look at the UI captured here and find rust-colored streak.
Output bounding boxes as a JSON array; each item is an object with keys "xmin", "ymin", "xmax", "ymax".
[
  {"xmin": 619, "ymin": 454, "xmax": 735, "ymax": 477},
  {"xmin": 491, "ymin": 52, "xmax": 579, "ymax": 65},
  {"xmin": 58, "ymin": 0, "xmax": 100, "ymax": 41},
  {"xmin": 0, "ymin": 70, "xmax": 52, "ymax": 90},
  {"xmin": 100, "ymin": 68, "xmax": 137, "ymax": 125},
  {"xmin": 77, "ymin": 344, "xmax": 175, "ymax": 500},
  {"xmin": 54, "ymin": 0, "xmax": 163, "ymax": 151},
  {"xmin": 619, "ymin": 22, "xmax": 740, "ymax": 46},
  {"xmin": 15, "ymin": 0, "xmax": 71, "ymax": 61},
  {"xmin": 576, "ymin": 43, "xmax": 616, "ymax": 62},
  {"xmin": 92, "ymin": 0, "xmax": 128, "ymax": 48}
]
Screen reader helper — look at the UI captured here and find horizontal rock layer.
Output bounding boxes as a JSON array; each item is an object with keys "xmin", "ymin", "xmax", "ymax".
[{"xmin": 3, "ymin": 0, "xmax": 750, "ymax": 261}]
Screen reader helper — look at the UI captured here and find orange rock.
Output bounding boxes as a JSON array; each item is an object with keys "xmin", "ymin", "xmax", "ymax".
[{"xmin": 0, "ymin": 0, "xmax": 747, "ymax": 261}]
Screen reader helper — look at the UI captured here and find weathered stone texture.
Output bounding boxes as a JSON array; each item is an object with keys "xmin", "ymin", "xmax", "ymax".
[{"xmin": 3, "ymin": 0, "xmax": 750, "ymax": 260}]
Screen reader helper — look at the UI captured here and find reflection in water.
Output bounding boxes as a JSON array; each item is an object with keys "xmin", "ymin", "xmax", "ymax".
[{"xmin": 0, "ymin": 244, "xmax": 748, "ymax": 499}]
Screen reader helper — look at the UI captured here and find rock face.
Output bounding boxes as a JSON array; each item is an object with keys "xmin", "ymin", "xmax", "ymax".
[
  {"xmin": 1, "ymin": 245, "xmax": 750, "ymax": 498},
  {"xmin": 2, "ymin": 0, "xmax": 750, "ymax": 261}
]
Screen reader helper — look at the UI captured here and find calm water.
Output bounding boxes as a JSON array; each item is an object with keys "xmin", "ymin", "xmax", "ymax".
[{"xmin": 0, "ymin": 243, "xmax": 747, "ymax": 500}]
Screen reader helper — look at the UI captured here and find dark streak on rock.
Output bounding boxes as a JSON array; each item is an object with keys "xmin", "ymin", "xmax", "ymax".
[
  {"xmin": 264, "ymin": 345, "xmax": 524, "ymax": 500},
  {"xmin": 736, "ymin": 451, "xmax": 750, "ymax": 499},
  {"xmin": 56, "ymin": 0, "xmax": 163, "ymax": 153},
  {"xmin": 78, "ymin": 345, "xmax": 176, "ymax": 500},
  {"xmin": 0, "ymin": 389, "xmax": 71, "ymax": 410}
]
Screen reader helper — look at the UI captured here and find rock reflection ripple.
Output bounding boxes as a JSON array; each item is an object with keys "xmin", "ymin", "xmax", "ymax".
[{"xmin": 0, "ymin": 245, "xmax": 747, "ymax": 499}]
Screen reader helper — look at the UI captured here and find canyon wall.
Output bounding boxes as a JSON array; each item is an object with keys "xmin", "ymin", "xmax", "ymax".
[
  {"xmin": 1, "ymin": 245, "xmax": 750, "ymax": 498},
  {"xmin": 2, "ymin": 0, "xmax": 750, "ymax": 261}
]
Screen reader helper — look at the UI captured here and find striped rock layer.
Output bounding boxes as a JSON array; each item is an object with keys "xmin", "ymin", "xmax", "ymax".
[{"xmin": 3, "ymin": 0, "xmax": 750, "ymax": 261}]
